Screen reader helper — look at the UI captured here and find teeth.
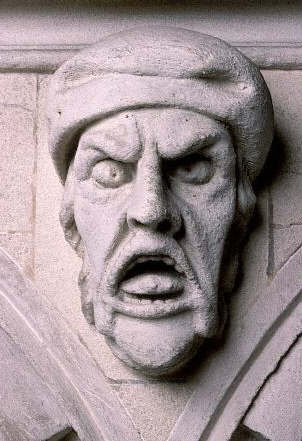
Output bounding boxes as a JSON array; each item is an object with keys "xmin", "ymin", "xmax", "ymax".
[
  {"xmin": 123, "ymin": 293, "xmax": 136, "ymax": 304},
  {"xmin": 121, "ymin": 293, "xmax": 179, "ymax": 305},
  {"xmin": 174, "ymin": 264, "xmax": 182, "ymax": 273},
  {"xmin": 163, "ymin": 256, "xmax": 174, "ymax": 266},
  {"xmin": 124, "ymin": 254, "xmax": 177, "ymax": 273}
]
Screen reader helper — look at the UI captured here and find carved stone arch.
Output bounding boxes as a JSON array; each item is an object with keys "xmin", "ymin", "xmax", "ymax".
[
  {"xmin": 0, "ymin": 247, "xmax": 142, "ymax": 441},
  {"xmin": 167, "ymin": 247, "xmax": 302, "ymax": 441}
]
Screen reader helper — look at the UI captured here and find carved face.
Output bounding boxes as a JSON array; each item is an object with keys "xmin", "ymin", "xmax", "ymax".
[{"xmin": 71, "ymin": 108, "xmax": 236, "ymax": 375}]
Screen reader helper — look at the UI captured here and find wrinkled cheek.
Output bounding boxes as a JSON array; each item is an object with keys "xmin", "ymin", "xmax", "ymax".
[
  {"xmin": 73, "ymin": 193, "xmax": 127, "ymax": 275},
  {"xmin": 179, "ymin": 190, "xmax": 236, "ymax": 284}
]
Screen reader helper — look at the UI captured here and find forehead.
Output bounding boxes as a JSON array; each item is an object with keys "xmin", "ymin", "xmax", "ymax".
[{"xmin": 79, "ymin": 108, "xmax": 230, "ymax": 160}]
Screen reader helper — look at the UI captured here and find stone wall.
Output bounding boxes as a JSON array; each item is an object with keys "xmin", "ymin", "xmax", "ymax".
[
  {"xmin": 0, "ymin": 67, "xmax": 301, "ymax": 441},
  {"xmin": 0, "ymin": 2, "xmax": 301, "ymax": 440}
]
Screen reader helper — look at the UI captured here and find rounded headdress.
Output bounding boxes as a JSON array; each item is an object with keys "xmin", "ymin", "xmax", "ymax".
[{"xmin": 48, "ymin": 26, "xmax": 273, "ymax": 183}]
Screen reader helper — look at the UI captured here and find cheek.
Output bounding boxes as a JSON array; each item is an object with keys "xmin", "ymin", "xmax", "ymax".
[
  {"xmin": 73, "ymin": 183, "xmax": 131, "ymax": 271},
  {"xmin": 176, "ymin": 181, "xmax": 236, "ymax": 270},
  {"xmin": 176, "ymin": 179, "xmax": 236, "ymax": 230}
]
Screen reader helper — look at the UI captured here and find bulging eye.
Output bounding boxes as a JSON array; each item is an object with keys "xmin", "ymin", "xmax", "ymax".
[
  {"xmin": 167, "ymin": 153, "xmax": 213, "ymax": 185},
  {"xmin": 92, "ymin": 159, "xmax": 133, "ymax": 188}
]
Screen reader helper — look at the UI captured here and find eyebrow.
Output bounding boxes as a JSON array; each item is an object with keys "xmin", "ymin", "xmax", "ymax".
[
  {"xmin": 79, "ymin": 129, "xmax": 141, "ymax": 162},
  {"xmin": 159, "ymin": 132, "xmax": 221, "ymax": 160}
]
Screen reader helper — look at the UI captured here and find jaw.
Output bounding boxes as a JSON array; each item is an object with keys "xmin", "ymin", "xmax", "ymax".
[
  {"xmin": 94, "ymin": 287, "xmax": 219, "ymax": 376},
  {"xmin": 90, "ymin": 248, "xmax": 221, "ymax": 375},
  {"xmin": 105, "ymin": 311, "xmax": 204, "ymax": 376}
]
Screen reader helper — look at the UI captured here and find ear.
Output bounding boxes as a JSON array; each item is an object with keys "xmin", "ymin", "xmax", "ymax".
[{"xmin": 59, "ymin": 160, "xmax": 84, "ymax": 258}]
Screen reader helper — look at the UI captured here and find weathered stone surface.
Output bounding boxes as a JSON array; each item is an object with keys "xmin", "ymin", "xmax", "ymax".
[
  {"xmin": 262, "ymin": 70, "xmax": 302, "ymax": 275},
  {"xmin": 231, "ymin": 425, "xmax": 269, "ymax": 441},
  {"xmin": 0, "ymin": 106, "xmax": 35, "ymax": 231},
  {"xmin": 34, "ymin": 74, "xmax": 140, "ymax": 381},
  {"xmin": 47, "ymin": 26, "xmax": 273, "ymax": 377},
  {"xmin": 114, "ymin": 382, "xmax": 194, "ymax": 441},
  {"xmin": 0, "ymin": 1, "xmax": 301, "ymax": 47},
  {"xmin": 0, "ymin": 74, "xmax": 36, "ymax": 232},
  {"xmin": 0, "ymin": 232, "xmax": 33, "ymax": 278},
  {"xmin": 0, "ymin": 246, "xmax": 142, "ymax": 441},
  {"xmin": 0, "ymin": 325, "xmax": 68, "ymax": 441},
  {"xmin": 1, "ymin": 26, "xmax": 301, "ymax": 441},
  {"xmin": 0, "ymin": 73, "xmax": 37, "ymax": 111},
  {"xmin": 273, "ymin": 225, "xmax": 302, "ymax": 272},
  {"xmin": 244, "ymin": 337, "xmax": 302, "ymax": 441}
]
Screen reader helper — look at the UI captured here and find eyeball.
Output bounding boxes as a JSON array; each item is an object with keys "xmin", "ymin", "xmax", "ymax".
[
  {"xmin": 168, "ymin": 154, "xmax": 213, "ymax": 185},
  {"xmin": 92, "ymin": 159, "xmax": 133, "ymax": 188}
]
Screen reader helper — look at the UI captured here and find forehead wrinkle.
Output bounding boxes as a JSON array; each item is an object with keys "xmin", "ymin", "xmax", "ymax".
[
  {"xmin": 79, "ymin": 115, "xmax": 142, "ymax": 162},
  {"xmin": 137, "ymin": 114, "xmax": 158, "ymax": 157},
  {"xmin": 133, "ymin": 113, "xmax": 144, "ymax": 158},
  {"xmin": 158, "ymin": 131, "xmax": 221, "ymax": 160}
]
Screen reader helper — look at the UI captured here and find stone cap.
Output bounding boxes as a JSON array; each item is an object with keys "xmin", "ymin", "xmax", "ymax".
[{"xmin": 47, "ymin": 26, "xmax": 274, "ymax": 183}]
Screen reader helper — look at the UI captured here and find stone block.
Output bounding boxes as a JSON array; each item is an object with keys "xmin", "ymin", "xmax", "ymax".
[
  {"xmin": 114, "ymin": 382, "xmax": 194, "ymax": 441},
  {"xmin": 262, "ymin": 71, "xmax": 302, "ymax": 177},
  {"xmin": 262, "ymin": 70, "xmax": 302, "ymax": 274},
  {"xmin": 244, "ymin": 337, "xmax": 302, "ymax": 441},
  {"xmin": 233, "ymin": 190, "xmax": 269, "ymax": 313},
  {"xmin": 231, "ymin": 425, "xmax": 268, "ymax": 441},
  {"xmin": 0, "ymin": 73, "xmax": 37, "ymax": 232},
  {"xmin": 0, "ymin": 74, "xmax": 37, "ymax": 111},
  {"xmin": 273, "ymin": 225, "xmax": 302, "ymax": 272},
  {"xmin": 34, "ymin": 74, "xmax": 141, "ymax": 381},
  {"xmin": 0, "ymin": 232, "xmax": 33, "ymax": 279}
]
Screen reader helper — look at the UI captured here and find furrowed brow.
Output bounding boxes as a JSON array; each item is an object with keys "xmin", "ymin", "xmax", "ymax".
[
  {"xmin": 79, "ymin": 129, "xmax": 141, "ymax": 162},
  {"xmin": 160, "ymin": 132, "xmax": 221, "ymax": 160}
]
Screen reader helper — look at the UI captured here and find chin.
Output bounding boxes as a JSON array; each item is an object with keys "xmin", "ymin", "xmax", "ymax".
[{"xmin": 103, "ymin": 311, "xmax": 205, "ymax": 377}]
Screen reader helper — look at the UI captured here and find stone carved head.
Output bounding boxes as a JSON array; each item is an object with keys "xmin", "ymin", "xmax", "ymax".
[{"xmin": 47, "ymin": 26, "xmax": 273, "ymax": 376}]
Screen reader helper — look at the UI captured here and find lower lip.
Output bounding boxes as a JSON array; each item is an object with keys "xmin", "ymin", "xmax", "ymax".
[{"xmin": 102, "ymin": 292, "xmax": 199, "ymax": 319}]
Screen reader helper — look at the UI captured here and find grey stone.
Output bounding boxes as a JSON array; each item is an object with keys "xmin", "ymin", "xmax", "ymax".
[
  {"xmin": 0, "ymin": 246, "xmax": 142, "ymax": 441},
  {"xmin": 273, "ymin": 225, "xmax": 302, "ymax": 272},
  {"xmin": 47, "ymin": 26, "xmax": 273, "ymax": 377},
  {"xmin": 168, "ymin": 239, "xmax": 302, "ymax": 441},
  {"xmin": 244, "ymin": 337, "xmax": 302, "ymax": 441},
  {"xmin": 0, "ymin": 73, "xmax": 37, "ymax": 111},
  {"xmin": 0, "ymin": 75, "xmax": 36, "ymax": 231},
  {"xmin": 114, "ymin": 383, "xmax": 194, "ymax": 441},
  {"xmin": 35, "ymin": 74, "xmax": 140, "ymax": 381},
  {"xmin": 0, "ymin": 232, "xmax": 33, "ymax": 279},
  {"xmin": 262, "ymin": 71, "xmax": 302, "ymax": 274},
  {"xmin": 0, "ymin": 1, "xmax": 301, "ymax": 48},
  {"xmin": 1, "ymin": 22, "xmax": 301, "ymax": 441},
  {"xmin": 231, "ymin": 425, "xmax": 269, "ymax": 441}
]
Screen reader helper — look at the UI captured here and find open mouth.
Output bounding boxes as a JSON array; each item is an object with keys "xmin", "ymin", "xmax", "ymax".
[{"xmin": 119, "ymin": 255, "xmax": 184, "ymax": 304}]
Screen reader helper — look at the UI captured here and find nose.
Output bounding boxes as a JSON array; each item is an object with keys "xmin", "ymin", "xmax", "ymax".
[{"xmin": 127, "ymin": 158, "xmax": 182, "ymax": 235}]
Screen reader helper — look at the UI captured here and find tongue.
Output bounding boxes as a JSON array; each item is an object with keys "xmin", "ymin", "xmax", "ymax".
[{"xmin": 120, "ymin": 272, "xmax": 183, "ymax": 296}]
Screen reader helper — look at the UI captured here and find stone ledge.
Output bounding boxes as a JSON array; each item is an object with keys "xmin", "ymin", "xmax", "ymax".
[{"xmin": 1, "ymin": 43, "xmax": 302, "ymax": 72}]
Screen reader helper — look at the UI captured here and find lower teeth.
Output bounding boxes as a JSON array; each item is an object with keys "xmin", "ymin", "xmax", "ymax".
[{"xmin": 122, "ymin": 293, "xmax": 173, "ymax": 304}]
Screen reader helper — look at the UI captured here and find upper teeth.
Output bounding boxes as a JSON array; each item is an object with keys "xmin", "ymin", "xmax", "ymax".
[{"xmin": 126, "ymin": 255, "xmax": 176, "ymax": 272}]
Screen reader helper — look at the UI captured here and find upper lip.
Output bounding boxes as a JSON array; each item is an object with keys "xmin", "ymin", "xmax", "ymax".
[
  {"xmin": 119, "ymin": 254, "xmax": 182, "ymax": 285},
  {"xmin": 98, "ymin": 236, "xmax": 206, "ymax": 319},
  {"xmin": 106, "ymin": 246, "xmax": 186, "ymax": 294}
]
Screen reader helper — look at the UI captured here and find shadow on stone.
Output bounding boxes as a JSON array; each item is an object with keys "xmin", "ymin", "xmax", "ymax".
[
  {"xmin": 230, "ymin": 424, "xmax": 270, "ymax": 441},
  {"xmin": 46, "ymin": 428, "xmax": 80, "ymax": 441}
]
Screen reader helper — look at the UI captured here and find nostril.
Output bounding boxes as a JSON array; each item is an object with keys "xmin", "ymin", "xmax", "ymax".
[
  {"xmin": 173, "ymin": 222, "xmax": 185, "ymax": 240},
  {"xmin": 129, "ymin": 218, "xmax": 141, "ymax": 229},
  {"xmin": 157, "ymin": 219, "xmax": 172, "ymax": 233}
]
